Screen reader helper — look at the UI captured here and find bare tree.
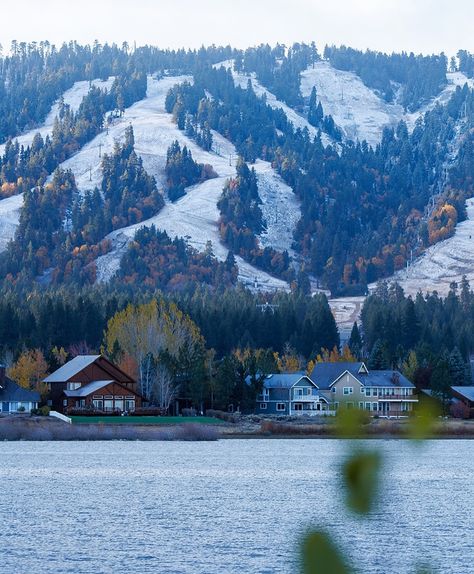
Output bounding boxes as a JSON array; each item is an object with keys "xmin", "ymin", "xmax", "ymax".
[{"xmin": 152, "ymin": 364, "xmax": 179, "ymax": 413}]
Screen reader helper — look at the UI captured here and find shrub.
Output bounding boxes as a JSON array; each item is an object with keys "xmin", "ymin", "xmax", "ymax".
[
  {"xmin": 206, "ymin": 409, "xmax": 238, "ymax": 423},
  {"xmin": 39, "ymin": 406, "xmax": 51, "ymax": 416},
  {"xmin": 181, "ymin": 407, "xmax": 197, "ymax": 417}
]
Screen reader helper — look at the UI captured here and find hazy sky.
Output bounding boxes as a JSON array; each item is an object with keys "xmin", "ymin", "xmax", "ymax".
[{"xmin": 3, "ymin": 0, "xmax": 473, "ymax": 55}]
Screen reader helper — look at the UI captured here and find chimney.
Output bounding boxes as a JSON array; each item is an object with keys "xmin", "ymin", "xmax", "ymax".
[{"xmin": 0, "ymin": 364, "xmax": 5, "ymax": 387}]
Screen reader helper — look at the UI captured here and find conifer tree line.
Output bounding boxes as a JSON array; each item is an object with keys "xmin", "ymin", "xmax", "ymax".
[
  {"xmin": 357, "ymin": 279, "xmax": 474, "ymax": 395},
  {"xmin": 323, "ymin": 45, "xmax": 448, "ymax": 110}
]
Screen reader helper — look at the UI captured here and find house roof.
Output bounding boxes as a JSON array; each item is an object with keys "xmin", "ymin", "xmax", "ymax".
[
  {"xmin": 64, "ymin": 380, "xmax": 114, "ymax": 398},
  {"xmin": 363, "ymin": 371, "xmax": 415, "ymax": 388},
  {"xmin": 261, "ymin": 372, "xmax": 316, "ymax": 389},
  {"xmin": 310, "ymin": 362, "xmax": 414, "ymax": 389},
  {"xmin": 0, "ymin": 377, "xmax": 40, "ymax": 402},
  {"xmin": 44, "ymin": 355, "xmax": 101, "ymax": 383},
  {"xmin": 451, "ymin": 386, "xmax": 474, "ymax": 402},
  {"xmin": 310, "ymin": 362, "xmax": 367, "ymax": 389}
]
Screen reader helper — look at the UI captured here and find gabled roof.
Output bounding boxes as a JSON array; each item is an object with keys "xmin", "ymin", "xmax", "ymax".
[
  {"xmin": 451, "ymin": 386, "xmax": 474, "ymax": 402},
  {"xmin": 262, "ymin": 372, "xmax": 318, "ymax": 389},
  {"xmin": 64, "ymin": 380, "xmax": 114, "ymax": 397},
  {"xmin": 0, "ymin": 377, "xmax": 40, "ymax": 402},
  {"xmin": 63, "ymin": 379, "xmax": 142, "ymax": 398},
  {"xmin": 44, "ymin": 355, "xmax": 101, "ymax": 383},
  {"xmin": 310, "ymin": 362, "xmax": 367, "ymax": 389}
]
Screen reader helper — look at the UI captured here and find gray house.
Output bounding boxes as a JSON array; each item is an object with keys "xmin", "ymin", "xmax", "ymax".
[
  {"xmin": 0, "ymin": 366, "xmax": 40, "ymax": 413},
  {"xmin": 254, "ymin": 372, "xmax": 331, "ymax": 415},
  {"xmin": 310, "ymin": 362, "xmax": 418, "ymax": 417}
]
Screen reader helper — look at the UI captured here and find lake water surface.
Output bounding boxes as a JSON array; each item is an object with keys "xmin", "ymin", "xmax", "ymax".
[{"xmin": 0, "ymin": 439, "xmax": 472, "ymax": 574}]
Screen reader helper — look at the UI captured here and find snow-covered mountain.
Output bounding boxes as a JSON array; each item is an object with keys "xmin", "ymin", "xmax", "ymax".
[{"xmin": 1, "ymin": 56, "xmax": 474, "ymax": 305}]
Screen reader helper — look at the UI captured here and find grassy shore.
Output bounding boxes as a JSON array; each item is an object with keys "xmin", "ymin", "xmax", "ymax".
[
  {"xmin": 70, "ymin": 415, "xmax": 224, "ymax": 425},
  {"xmin": 2, "ymin": 414, "xmax": 474, "ymax": 441}
]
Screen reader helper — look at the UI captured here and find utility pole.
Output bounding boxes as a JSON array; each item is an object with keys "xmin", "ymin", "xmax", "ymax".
[{"xmin": 89, "ymin": 166, "xmax": 92, "ymax": 181}]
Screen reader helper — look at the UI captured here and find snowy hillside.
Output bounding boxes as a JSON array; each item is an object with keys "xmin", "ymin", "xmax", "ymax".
[
  {"xmin": 215, "ymin": 60, "xmax": 333, "ymax": 147},
  {"xmin": 0, "ymin": 77, "xmax": 115, "ymax": 252},
  {"xmin": 49, "ymin": 74, "xmax": 296, "ymax": 290},
  {"xmin": 0, "ymin": 195, "xmax": 23, "ymax": 252},
  {"xmin": 0, "ymin": 77, "xmax": 115, "ymax": 156},
  {"xmin": 300, "ymin": 61, "xmax": 404, "ymax": 147},
  {"xmin": 393, "ymin": 198, "xmax": 474, "ymax": 297}
]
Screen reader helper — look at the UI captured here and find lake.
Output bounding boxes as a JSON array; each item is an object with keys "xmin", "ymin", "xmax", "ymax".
[{"xmin": 0, "ymin": 439, "xmax": 472, "ymax": 573}]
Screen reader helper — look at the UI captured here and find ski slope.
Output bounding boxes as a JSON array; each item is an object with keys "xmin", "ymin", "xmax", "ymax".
[
  {"xmin": 215, "ymin": 60, "xmax": 333, "ymax": 147},
  {"xmin": 0, "ymin": 77, "xmax": 115, "ymax": 156},
  {"xmin": 56, "ymin": 74, "xmax": 296, "ymax": 290},
  {"xmin": 0, "ymin": 195, "xmax": 23, "ymax": 252},
  {"xmin": 393, "ymin": 198, "xmax": 474, "ymax": 297},
  {"xmin": 0, "ymin": 77, "xmax": 115, "ymax": 252},
  {"xmin": 301, "ymin": 61, "xmax": 404, "ymax": 147}
]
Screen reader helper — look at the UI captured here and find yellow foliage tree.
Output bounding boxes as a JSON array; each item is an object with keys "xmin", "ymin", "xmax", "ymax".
[{"xmin": 8, "ymin": 349, "xmax": 49, "ymax": 398}]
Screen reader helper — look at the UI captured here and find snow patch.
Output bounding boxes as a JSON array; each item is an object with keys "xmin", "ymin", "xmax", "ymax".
[
  {"xmin": 301, "ymin": 61, "xmax": 404, "ymax": 147},
  {"xmin": 0, "ymin": 194, "xmax": 23, "ymax": 252}
]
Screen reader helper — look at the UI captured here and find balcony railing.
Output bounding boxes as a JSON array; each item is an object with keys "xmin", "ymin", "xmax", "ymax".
[
  {"xmin": 376, "ymin": 395, "xmax": 418, "ymax": 401},
  {"xmin": 292, "ymin": 395, "xmax": 319, "ymax": 402}
]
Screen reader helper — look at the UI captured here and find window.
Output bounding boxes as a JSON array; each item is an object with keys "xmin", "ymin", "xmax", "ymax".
[
  {"xmin": 104, "ymin": 400, "xmax": 114, "ymax": 412},
  {"xmin": 294, "ymin": 403, "xmax": 303, "ymax": 411},
  {"xmin": 332, "ymin": 387, "xmax": 336, "ymax": 393},
  {"xmin": 360, "ymin": 387, "xmax": 365, "ymax": 395},
  {"xmin": 93, "ymin": 399, "xmax": 103, "ymax": 410},
  {"xmin": 67, "ymin": 382, "xmax": 81, "ymax": 390},
  {"xmin": 365, "ymin": 402, "xmax": 371, "ymax": 411},
  {"xmin": 359, "ymin": 402, "xmax": 364, "ymax": 410},
  {"xmin": 334, "ymin": 402, "xmax": 339, "ymax": 410},
  {"xmin": 260, "ymin": 403, "xmax": 267, "ymax": 410},
  {"xmin": 372, "ymin": 403, "xmax": 378, "ymax": 411},
  {"xmin": 365, "ymin": 388, "xmax": 371, "ymax": 397},
  {"xmin": 372, "ymin": 388, "xmax": 378, "ymax": 397},
  {"xmin": 343, "ymin": 387, "xmax": 353, "ymax": 395},
  {"xmin": 276, "ymin": 403, "xmax": 286, "ymax": 411},
  {"xmin": 125, "ymin": 399, "xmax": 135, "ymax": 412}
]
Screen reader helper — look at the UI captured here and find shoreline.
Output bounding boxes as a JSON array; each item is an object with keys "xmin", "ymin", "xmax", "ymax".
[{"xmin": 2, "ymin": 415, "xmax": 474, "ymax": 441}]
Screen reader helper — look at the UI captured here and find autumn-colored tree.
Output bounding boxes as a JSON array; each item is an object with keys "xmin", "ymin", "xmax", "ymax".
[
  {"xmin": 274, "ymin": 343, "xmax": 304, "ymax": 373},
  {"xmin": 311, "ymin": 345, "xmax": 356, "ymax": 367},
  {"xmin": 8, "ymin": 349, "xmax": 49, "ymax": 398},
  {"xmin": 105, "ymin": 298, "xmax": 205, "ymax": 404}
]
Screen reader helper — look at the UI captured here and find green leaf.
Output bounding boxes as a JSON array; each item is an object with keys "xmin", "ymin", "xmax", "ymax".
[
  {"xmin": 301, "ymin": 531, "xmax": 351, "ymax": 574},
  {"xmin": 406, "ymin": 400, "xmax": 440, "ymax": 442},
  {"xmin": 343, "ymin": 450, "xmax": 381, "ymax": 514}
]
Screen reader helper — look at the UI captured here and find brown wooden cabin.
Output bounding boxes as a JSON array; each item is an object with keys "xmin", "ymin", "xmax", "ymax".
[
  {"xmin": 44, "ymin": 355, "xmax": 142, "ymax": 414},
  {"xmin": 451, "ymin": 386, "xmax": 474, "ymax": 418}
]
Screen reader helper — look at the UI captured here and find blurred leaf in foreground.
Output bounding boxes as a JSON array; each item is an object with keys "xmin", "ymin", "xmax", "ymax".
[
  {"xmin": 334, "ymin": 407, "xmax": 371, "ymax": 438},
  {"xmin": 343, "ymin": 449, "xmax": 381, "ymax": 514},
  {"xmin": 407, "ymin": 400, "xmax": 440, "ymax": 442},
  {"xmin": 301, "ymin": 531, "xmax": 351, "ymax": 574}
]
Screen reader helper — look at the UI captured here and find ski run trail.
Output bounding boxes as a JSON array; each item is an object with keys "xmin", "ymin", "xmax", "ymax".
[{"xmin": 0, "ymin": 77, "xmax": 115, "ymax": 253}]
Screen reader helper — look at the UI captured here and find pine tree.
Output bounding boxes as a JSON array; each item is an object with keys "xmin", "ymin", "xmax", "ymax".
[
  {"xmin": 348, "ymin": 322, "xmax": 363, "ymax": 359},
  {"xmin": 368, "ymin": 339, "xmax": 389, "ymax": 370}
]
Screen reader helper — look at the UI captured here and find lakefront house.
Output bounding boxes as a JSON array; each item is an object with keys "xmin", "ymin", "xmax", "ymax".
[
  {"xmin": 0, "ymin": 365, "xmax": 40, "ymax": 414},
  {"xmin": 43, "ymin": 355, "xmax": 142, "ymax": 414},
  {"xmin": 256, "ymin": 362, "xmax": 418, "ymax": 417},
  {"xmin": 255, "ymin": 372, "xmax": 332, "ymax": 415}
]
